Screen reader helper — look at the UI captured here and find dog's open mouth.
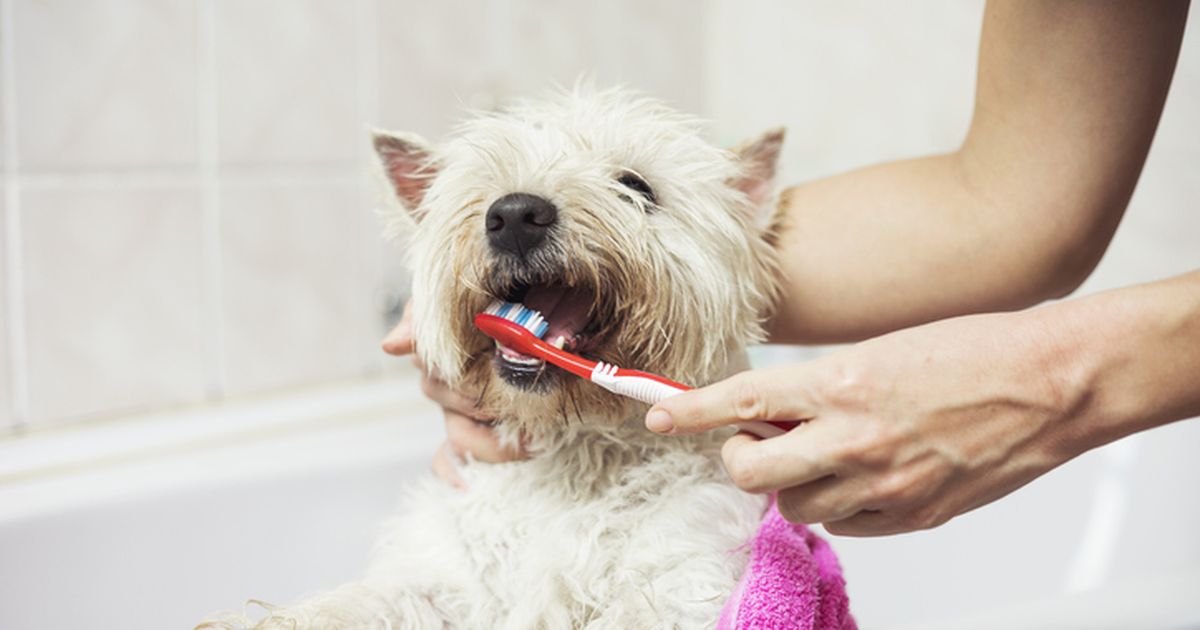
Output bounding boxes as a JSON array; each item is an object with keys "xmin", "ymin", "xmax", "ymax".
[{"xmin": 490, "ymin": 282, "xmax": 606, "ymax": 389}]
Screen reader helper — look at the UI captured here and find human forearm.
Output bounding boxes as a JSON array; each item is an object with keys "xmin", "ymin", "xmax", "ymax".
[
  {"xmin": 769, "ymin": 152, "xmax": 1073, "ymax": 343},
  {"xmin": 769, "ymin": 0, "xmax": 1188, "ymax": 344},
  {"xmin": 1045, "ymin": 269, "xmax": 1200, "ymax": 459}
]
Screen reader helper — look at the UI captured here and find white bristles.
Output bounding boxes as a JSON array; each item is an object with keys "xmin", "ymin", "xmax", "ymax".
[{"xmin": 485, "ymin": 301, "xmax": 550, "ymax": 339}]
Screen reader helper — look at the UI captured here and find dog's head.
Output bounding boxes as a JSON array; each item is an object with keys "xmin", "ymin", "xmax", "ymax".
[{"xmin": 375, "ymin": 87, "xmax": 783, "ymax": 433}]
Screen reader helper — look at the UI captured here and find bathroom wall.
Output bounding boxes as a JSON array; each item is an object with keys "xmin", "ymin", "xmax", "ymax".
[{"xmin": 0, "ymin": 0, "xmax": 704, "ymax": 432}]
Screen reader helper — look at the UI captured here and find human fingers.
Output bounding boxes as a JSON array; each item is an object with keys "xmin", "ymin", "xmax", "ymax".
[
  {"xmin": 821, "ymin": 510, "xmax": 906, "ymax": 537},
  {"xmin": 645, "ymin": 366, "xmax": 819, "ymax": 435},
  {"xmin": 418, "ymin": 368, "xmax": 491, "ymax": 419},
  {"xmin": 431, "ymin": 441, "xmax": 467, "ymax": 490},
  {"xmin": 443, "ymin": 411, "xmax": 525, "ymax": 464},
  {"xmin": 775, "ymin": 474, "xmax": 877, "ymax": 524},
  {"xmin": 719, "ymin": 426, "xmax": 838, "ymax": 494},
  {"xmin": 381, "ymin": 300, "xmax": 415, "ymax": 356}
]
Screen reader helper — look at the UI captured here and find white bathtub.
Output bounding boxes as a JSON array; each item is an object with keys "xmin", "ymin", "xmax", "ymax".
[{"xmin": 1, "ymin": 371, "xmax": 1197, "ymax": 629}]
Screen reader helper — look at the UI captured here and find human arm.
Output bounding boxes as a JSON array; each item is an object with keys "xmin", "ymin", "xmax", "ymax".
[
  {"xmin": 646, "ymin": 269, "xmax": 1200, "ymax": 535},
  {"xmin": 770, "ymin": 0, "xmax": 1190, "ymax": 344}
]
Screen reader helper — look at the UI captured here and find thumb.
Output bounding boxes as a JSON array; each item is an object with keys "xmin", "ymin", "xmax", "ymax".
[
  {"xmin": 381, "ymin": 300, "xmax": 416, "ymax": 356},
  {"xmin": 645, "ymin": 365, "xmax": 819, "ymax": 435}
]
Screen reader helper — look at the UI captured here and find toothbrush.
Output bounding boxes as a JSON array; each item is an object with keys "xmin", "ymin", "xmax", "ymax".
[{"xmin": 475, "ymin": 302, "xmax": 794, "ymax": 439}]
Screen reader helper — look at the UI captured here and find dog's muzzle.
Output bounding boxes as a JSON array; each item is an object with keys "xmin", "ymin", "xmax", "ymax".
[{"xmin": 485, "ymin": 193, "xmax": 558, "ymax": 258}]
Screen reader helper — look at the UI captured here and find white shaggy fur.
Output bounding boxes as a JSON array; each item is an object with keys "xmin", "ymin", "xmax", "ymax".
[{"xmin": 200, "ymin": 86, "xmax": 786, "ymax": 629}]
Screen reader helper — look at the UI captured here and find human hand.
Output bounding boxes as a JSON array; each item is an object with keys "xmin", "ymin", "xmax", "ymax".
[
  {"xmin": 645, "ymin": 310, "xmax": 1087, "ymax": 536},
  {"xmin": 382, "ymin": 300, "xmax": 526, "ymax": 490}
]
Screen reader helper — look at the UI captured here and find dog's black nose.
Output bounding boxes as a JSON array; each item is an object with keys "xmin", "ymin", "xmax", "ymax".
[{"xmin": 485, "ymin": 193, "xmax": 558, "ymax": 257}]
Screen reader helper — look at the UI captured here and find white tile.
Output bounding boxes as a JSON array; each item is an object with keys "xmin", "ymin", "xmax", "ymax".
[
  {"xmin": 220, "ymin": 182, "xmax": 380, "ymax": 395},
  {"xmin": 376, "ymin": 1, "xmax": 706, "ymax": 142},
  {"xmin": 376, "ymin": 0, "xmax": 493, "ymax": 139},
  {"xmin": 506, "ymin": 0, "xmax": 706, "ymax": 113},
  {"xmin": 1, "ymin": 45, "xmax": 7, "ymax": 172},
  {"xmin": 21, "ymin": 186, "xmax": 207, "ymax": 425},
  {"xmin": 706, "ymin": 1, "xmax": 983, "ymax": 180},
  {"xmin": 13, "ymin": 0, "xmax": 199, "ymax": 171},
  {"xmin": 0, "ymin": 187, "xmax": 10, "ymax": 429},
  {"xmin": 215, "ymin": 0, "xmax": 361, "ymax": 166}
]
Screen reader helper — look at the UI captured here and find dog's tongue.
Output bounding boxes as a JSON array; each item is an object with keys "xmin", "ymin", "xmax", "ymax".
[{"xmin": 523, "ymin": 285, "xmax": 592, "ymax": 344}]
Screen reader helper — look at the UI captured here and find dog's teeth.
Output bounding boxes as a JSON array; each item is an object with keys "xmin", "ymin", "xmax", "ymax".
[{"xmin": 552, "ymin": 336, "xmax": 565, "ymax": 349}]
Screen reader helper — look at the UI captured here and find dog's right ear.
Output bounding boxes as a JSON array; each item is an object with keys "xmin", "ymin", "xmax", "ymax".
[
  {"xmin": 372, "ymin": 129, "xmax": 437, "ymax": 220},
  {"xmin": 729, "ymin": 127, "xmax": 785, "ymax": 234}
]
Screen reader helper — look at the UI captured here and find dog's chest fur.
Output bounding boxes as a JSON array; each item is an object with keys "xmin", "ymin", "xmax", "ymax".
[{"xmin": 371, "ymin": 420, "xmax": 766, "ymax": 628}]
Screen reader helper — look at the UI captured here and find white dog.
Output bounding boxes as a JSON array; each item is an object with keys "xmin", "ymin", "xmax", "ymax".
[{"xmin": 202, "ymin": 86, "xmax": 786, "ymax": 629}]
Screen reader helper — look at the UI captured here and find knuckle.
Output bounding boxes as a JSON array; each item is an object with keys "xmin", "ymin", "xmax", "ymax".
[
  {"xmin": 821, "ymin": 360, "xmax": 876, "ymax": 410},
  {"xmin": 835, "ymin": 420, "xmax": 896, "ymax": 468},
  {"xmin": 723, "ymin": 449, "xmax": 764, "ymax": 492},
  {"xmin": 823, "ymin": 519, "xmax": 849, "ymax": 536},
  {"xmin": 871, "ymin": 471, "xmax": 912, "ymax": 505},
  {"xmin": 732, "ymin": 376, "xmax": 768, "ymax": 422},
  {"xmin": 777, "ymin": 493, "xmax": 818, "ymax": 524},
  {"xmin": 724, "ymin": 459, "xmax": 757, "ymax": 491},
  {"xmin": 900, "ymin": 506, "xmax": 944, "ymax": 532},
  {"xmin": 896, "ymin": 512, "xmax": 924, "ymax": 531},
  {"xmin": 874, "ymin": 467, "xmax": 929, "ymax": 507},
  {"xmin": 776, "ymin": 495, "xmax": 803, "ymax": 523}
]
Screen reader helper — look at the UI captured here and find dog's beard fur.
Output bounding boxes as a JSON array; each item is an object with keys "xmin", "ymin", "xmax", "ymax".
[{"xmin": 377, "ymin": 85, "xmax": 784, "ymax": 447}]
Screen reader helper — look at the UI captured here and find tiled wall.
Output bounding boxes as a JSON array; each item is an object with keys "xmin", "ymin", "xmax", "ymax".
[{"xmin": 0, "ymin": 0, "xmax": 705, "ymax": 431}]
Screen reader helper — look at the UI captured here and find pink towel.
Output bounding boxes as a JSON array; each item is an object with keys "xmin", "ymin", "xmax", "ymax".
[{"xmin": 717, "ymin": 500, "xmax": 856, "ymax": 630}]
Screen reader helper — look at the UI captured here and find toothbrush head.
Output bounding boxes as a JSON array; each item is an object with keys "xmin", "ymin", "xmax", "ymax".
[{"xmin": 481, "ymin": 302, "xmax": 550, "ymax": 339}]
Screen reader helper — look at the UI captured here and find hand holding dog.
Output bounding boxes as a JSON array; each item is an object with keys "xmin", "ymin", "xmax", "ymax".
[
  {"xmin": 383, "ymin": 300, "xmax": 525, "ymax": 489},
  {"xmin": 646, "ymin": 308, "xmax": 1088, "ymax": 537}
]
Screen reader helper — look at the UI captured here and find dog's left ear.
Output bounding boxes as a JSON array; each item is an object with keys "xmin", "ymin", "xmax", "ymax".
[
  {"xmin": 729, "ymin": 128, "xmax": 785, "ymax": 232},
  {"xmin": 373, "ymin": 129, "xmax": 437, "ymax": 220}
]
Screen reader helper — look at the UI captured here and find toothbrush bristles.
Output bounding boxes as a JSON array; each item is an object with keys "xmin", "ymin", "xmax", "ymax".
[{"xmin": 485, "ymin": 301, "xmax": 550, "ymax": 339}]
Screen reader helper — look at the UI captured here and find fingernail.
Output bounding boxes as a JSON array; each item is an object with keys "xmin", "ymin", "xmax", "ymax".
[{"xmin": 646, "ymin": 409, "xmax": 674, "ymax": 433}]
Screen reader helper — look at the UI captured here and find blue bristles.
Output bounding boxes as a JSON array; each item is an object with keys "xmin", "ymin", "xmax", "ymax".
[{"xmin": 485, "ymin": 301, "xmax": 550, "ymax": 339}]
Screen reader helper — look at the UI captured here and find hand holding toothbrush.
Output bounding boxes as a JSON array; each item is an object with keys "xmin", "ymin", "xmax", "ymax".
[{"xmin": 643, "ymin": 283, "xmax": 1200, "ymax": 537}]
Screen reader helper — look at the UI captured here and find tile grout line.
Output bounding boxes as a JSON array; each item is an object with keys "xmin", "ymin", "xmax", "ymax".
[
  {"xmin": 489, "ymin": 0, "xmax": 514, "ymax": 97},
  {"xmin": 198, "ymin": 0, "xmax": 226, "ymax": 401},
  {"xmin": 357, "ymin": 0, "xmax": 385, "ymax": 374},
  {"xmin": 14, "ymin": 169, "xmax": 360, "ymax": 188},
  {"xmin": 1, "ymin": 0, "xmax": 29, "ymax": 429},
  {"xmin": 357, "ymin": 0, "xmax": 380, "ymax": 129}
]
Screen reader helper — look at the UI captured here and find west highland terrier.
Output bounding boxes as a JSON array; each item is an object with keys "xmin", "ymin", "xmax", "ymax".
[{"xmin": 201, "ymin": 87, "xmax": 824, "ymax": 629}]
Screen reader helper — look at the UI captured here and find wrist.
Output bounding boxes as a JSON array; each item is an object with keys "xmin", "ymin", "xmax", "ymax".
[{"xmin": 1029, "ymin": 271, "xmax": 1200, "ymax": 458}]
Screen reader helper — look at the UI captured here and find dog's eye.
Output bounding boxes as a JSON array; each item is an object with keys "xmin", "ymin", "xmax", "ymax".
[{"xmin": 616, "ymin": 172, "xmax": 657, "ymax": 209}]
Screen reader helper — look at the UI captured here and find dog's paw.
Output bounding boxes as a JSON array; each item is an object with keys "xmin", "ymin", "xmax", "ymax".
[{"xmin": 194, "ymin": 600, "xmax": 298, "ymax": 630}]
